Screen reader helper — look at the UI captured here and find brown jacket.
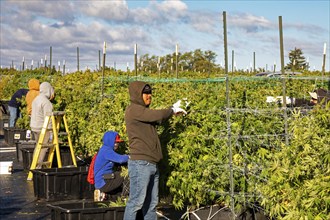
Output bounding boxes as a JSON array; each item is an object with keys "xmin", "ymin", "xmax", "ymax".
[
  {"xmin": 125, "ymin": 81, "xmax": 173, "ymax": 164},
  {"xmin": 26, "ymin": 78, "xmax": 40, "ymax": 115}
]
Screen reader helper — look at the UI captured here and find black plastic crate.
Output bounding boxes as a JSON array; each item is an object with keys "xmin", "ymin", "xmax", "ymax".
[
  {"xmin": 0, "ymin": 115, "xmax": 9, "ymax": 136},
  {"xmin": 0, "ymin": 100, "xmax": 9, "ymax": 115},
  {"xmin": 16, "ymin": 140, "xmax": 36, "ymax": 162},
  {"xmin": 47, "ymin": 202, "xmax": 125, "ymax": 220},
  {"xmin": 4, "ymin": 127, "xmax": 27, "ymax": 146},
  {"xmin": 21, "ymin": 146, "xmax": 75, "ymax": 170},
  {"xmin": 52, "ymin": 147, "xmax": 74, "ymax": 167},
  {"xmin": 32, "ymin": 166, "xmax": 94, "ymax": 201},
  {"xmin": 21, "ymin": 147, "xmax": 35, "ymax": 170}
]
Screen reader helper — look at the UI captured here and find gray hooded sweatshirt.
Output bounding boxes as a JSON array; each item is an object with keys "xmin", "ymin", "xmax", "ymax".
[
  {"xmin": 125, "ymin": 81, "xmax": 173, "ymax": 164},
  {"xmin": 30, "ymin": 82, "xmax": 54, "ymax": 132}
]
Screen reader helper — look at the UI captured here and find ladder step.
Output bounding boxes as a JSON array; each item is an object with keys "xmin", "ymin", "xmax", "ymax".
[
  {"xmin": 40, "ymin": 161, "xmax": 51, "ymax": 167},
  {"xmin": 41, "ymin": 144, "xmax": 54, "ymax": 148},
  {"xmin": 58, "ymin": 132, "xmax": 68, "ymax": 136},
  {"xmin": 46, "ymin": 111, "xmax": 65, "ymax": 116}
]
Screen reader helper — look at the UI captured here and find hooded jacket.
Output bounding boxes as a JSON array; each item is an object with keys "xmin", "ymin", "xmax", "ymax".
[
  {"xmin": 125, "ymin": 81, "xmax": 173, "ymax": 164},
  {"xmin": 26, "ymin": 78, "xmax": 40, "ymax": 115},
  {"xmin": 30, "ymin": 82, "xmax": 54, "ymax": 132},
  {"xmin": 94, "ymin": 131, "xmax": 129, "ymax": 189}
]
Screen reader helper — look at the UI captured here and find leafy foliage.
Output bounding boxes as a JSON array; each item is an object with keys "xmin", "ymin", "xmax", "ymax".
[
  {"xmin": 1, "ymin": 67, "xmax": 329, "ymax": 219},
  {"xmin": 259, "ymin": 104, "xmax": 330, "ymax": 220}
]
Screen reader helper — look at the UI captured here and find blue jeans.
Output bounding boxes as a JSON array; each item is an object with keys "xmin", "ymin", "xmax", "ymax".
[
  {"xmin": 8, "ymin": 106, "xmax": 18, "ymax": 127},
  {"xmin": 124, "ymin": 160, "xmax": 159, "ymax": 220}
]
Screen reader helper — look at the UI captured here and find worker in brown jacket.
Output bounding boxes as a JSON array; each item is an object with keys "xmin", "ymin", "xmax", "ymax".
[{"xmin": 124, "ymin": 81, "xmax": 186, "ymax": 220}]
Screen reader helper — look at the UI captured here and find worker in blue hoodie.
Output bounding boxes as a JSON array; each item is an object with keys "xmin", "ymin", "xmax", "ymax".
[{"xmin": 94, "ymin": 131, "xmax": 129, "ymax": 201}]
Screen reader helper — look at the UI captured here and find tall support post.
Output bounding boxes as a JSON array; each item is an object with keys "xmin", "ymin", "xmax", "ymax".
[
  {"xmin": 231, "ymin": 50, "xmax": 234, "ymax": 73},
  {"xmin": 63, "ymin": 60, "xmax": 66, "ymax": 75},
  {"xmin": 134, "ymin": 44, "xmax": 138, "ymax": 77},
  {"xmin": 158, "ymin": 57, "xmax": 161, "ymax": 78},
  {"xmin": 22, "ymin": 57, "xmax": 25, "ymax": 71},
  {"xmin": 50, "ymin": 46, "xmax": 52, "ymax": 73},
  {"xmin": 253, "ymin": 51, "xmax": 256, "ymax": 73},
  {"xmin": 223, "ymin": 11, "xmax": 235, "ymax": 219},
  {"xmin": 101, "ymin": 42, "xmax": 106, "ymax": 101},
  {"xmin": 99, "ymin": 50, "xmax": 101, "ymax": 71},
  {"xmin": 45, "ymin": 55, "xmax": 47, "ymax": 69},
  {"xmin": 77, "ymin": 47, "xmax": 80, "ymax": 72},
  {"xmin": 279, "ymin": 16, "xmax": 288, "ymax": 145},
  {"xmin": 322, "ymin": 43, "xmax": 326, "ymax": 87},
  {"xmin": 176, "ymin": 44, "xmax": 179, "ymax": 78}
]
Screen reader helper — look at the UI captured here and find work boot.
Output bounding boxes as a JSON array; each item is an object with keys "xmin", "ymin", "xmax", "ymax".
[{"xmin": 94, "ymin": 189, "xmax": 106, "ymax": 201}]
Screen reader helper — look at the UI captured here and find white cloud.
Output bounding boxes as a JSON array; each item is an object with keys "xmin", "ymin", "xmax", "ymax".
[
  {"xmin": 229, "ymin": 13, "xmax": 274, "ymax": 33},
  {"xmin": 189, "ymin": 11, "xmax": 218, "ymax": 33},
  {"xmin": 80, "ymin": 0, "xmax": 129, "ymax": 21},
  {"xmin": 0, "ymin": 0, "xmax": 328, "ymax": 71}
]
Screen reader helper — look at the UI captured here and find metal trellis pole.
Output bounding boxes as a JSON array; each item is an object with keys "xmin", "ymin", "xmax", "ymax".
[
  {"xmin": 279, "ymin": 16, "xmax": 289, "ymax": 146},
  {"xmin": 223, "ymin": 11, "xmax": 235, "ymax": 220},
  {"xmin": 102, "ymin": 42, "xmax": 106, "ymax": 101},
  {"xmin": 77, "ymin": 47, "xmax": 80, "ymax": 72}
]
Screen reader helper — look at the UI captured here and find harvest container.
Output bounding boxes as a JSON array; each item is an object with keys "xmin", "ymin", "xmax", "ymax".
[
  {"xmin": 47, "ymin": 201, "xmax": 125, "ymax": 220},
  {"xmin": 31, "ymin": 166, "xmax": 94, "ymax": 201},
  {"xmin": 21, "ymin": 147, "xmax": 36, "ymax": 170},
  {"xmin": 0, "ymin": 114, "xmax": 9, "ymax": 136},
  {"xmin": 21, "ymin": 146, "xmax": 74, "ymax": 170},
  {"xmin": 4, "ymin": 127, "xmax": 27, "ymax": 146},
  {"xmin": 16, "ymin": 140, "xmax": 36, "ymax": 162}
]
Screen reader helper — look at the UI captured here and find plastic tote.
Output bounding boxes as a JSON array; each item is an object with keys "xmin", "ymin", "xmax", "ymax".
[
  {"xmin": 31, "ymin": 166, "xmax": 94, "ymax": 201},
  {"xmin": 47, "ymin": 201, "xmax": 125, "ymax": 220}
]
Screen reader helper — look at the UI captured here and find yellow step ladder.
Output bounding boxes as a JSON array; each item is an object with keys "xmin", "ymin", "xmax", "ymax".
[{"xmin": 27, "ymin": 111, "xmax": 77, "ymax": 180}]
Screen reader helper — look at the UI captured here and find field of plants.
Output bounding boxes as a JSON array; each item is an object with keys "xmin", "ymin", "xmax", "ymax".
[{"xmin": 1, "ymin": 68, "xmax": 329, "ymax": 220}]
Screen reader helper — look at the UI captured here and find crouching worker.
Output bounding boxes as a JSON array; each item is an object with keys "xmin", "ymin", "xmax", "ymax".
[{"xmin": 94, "ymin": 131, "xmax": 129, "ymax": 201}]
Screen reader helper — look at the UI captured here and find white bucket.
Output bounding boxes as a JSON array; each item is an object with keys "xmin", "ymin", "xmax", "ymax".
[{"xmin": 0, "ymin": 161, "xmax": 13, "ymax": 174}]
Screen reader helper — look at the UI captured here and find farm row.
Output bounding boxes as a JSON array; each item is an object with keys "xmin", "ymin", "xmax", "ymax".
[{"xmin": 1, "ymin": 69, "xmax": 329, "ymax": 219}]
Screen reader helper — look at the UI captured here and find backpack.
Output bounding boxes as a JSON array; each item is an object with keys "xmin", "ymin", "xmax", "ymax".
[{"xmin": 87, "ymin": 153, "xmax": 98, "ymax": 185}]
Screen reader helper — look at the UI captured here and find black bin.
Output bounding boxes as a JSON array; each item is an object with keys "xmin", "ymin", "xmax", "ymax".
[
  {"xmin": 21, "ymin": 147, "xmax": 75, "ymax": 170},
  {"xmin": 4, "ymin": 127, "xmax": 27, "ymax": 146},
  {"xmin": 16, "ymin": 140, "xmax": 36, "ymax": 162},
  {"xmin": 32, "ymin": 166, "xmax": 94, "ymax": 201},
  {"xmin": 47, "ymin": 201, "xmax": 125, "ymax": 220}
]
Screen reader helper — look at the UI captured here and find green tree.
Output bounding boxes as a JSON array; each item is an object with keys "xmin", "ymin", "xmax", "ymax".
[{"xmin": 286, "ymin": 47, "xmax": 307, "ymax": 70}]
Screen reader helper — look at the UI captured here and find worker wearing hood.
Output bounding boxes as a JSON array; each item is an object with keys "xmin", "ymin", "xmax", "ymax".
[
  {"xmin": 30, "ymin": 82, "xmax": 54, "ymax": 169},
  {"xmin": 94, "ymin": 131, "xmax": 129, "ymax": 200},
  {"xmin": 124, "ymin": 81, "xmax": 186, "ymax": 220},
  {"xmin": 26, "ymin": 78, "xmax": 40, "ymax": 116}
]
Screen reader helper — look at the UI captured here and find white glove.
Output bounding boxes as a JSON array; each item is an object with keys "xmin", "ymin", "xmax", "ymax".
[
  {"xmin": 266, "ymin": 96, "xmax": 276, "ymax": 103},
  {"xmin": 172, "ymin": 107, "xmax": 187, "ymax": 115},
  {"xmin": 173, "ymin": 100, "xmax": 182, "ymax": 108},
  {"xmin": 275, "ymin": 96, "xmax": 295, "ymax": 105},
  {"xmin": 172, "ymin": 99, "xmax": 189, "ymax": 115}
]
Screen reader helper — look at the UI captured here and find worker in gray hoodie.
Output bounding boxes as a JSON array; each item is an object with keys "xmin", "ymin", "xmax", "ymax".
[{"xmin": 30, "ymin": 82, "xmax": 55, "ymax": 168}]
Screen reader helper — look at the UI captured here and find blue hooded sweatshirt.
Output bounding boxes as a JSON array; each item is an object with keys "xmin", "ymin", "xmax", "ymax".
[{"xmin": 94, "ymin": 131, "xmax": 129, "ymax": 189}]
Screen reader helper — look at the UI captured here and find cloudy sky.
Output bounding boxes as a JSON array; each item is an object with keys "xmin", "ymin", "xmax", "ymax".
[{"xmin": 1, "ymin": 0, "xmax": 329, "ymax": 72}]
